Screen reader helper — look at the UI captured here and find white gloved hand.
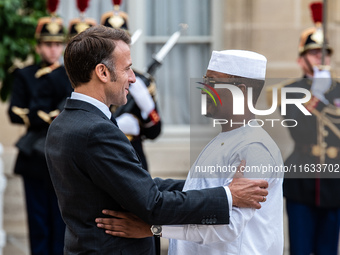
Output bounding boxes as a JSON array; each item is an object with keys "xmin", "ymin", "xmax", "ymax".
[
  {"xmin": 129, "ymin": 77, "xmax": 155, "ymax": 119},
  {"xmin": 116, "ymin": 113, "xmax": 140, "ymax": 136},
  {"xmin": 311, "ymin": 66, "xmax": 331, "ymax": 104}
]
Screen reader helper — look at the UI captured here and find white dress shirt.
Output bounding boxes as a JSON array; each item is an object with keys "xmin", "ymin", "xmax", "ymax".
[
  {"xmin": 163, "ymin": 122, "xmax": 284, "ymax": 255},
  {"xmin": 70, "ymin": 92, "xmax": 112, "ymax": 119}
]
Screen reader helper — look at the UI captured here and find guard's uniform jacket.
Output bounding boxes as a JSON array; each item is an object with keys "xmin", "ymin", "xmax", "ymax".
[
  {"xmin": 280, "ymin": 77, "xmax": 340, "ymax": 208},
  {"xmin": 111, "ymin": 71, "xmax": 161, "ymax": 171},
  {"xmin": 8, "ymin": 63, "xmax": 73, "ymax": 178}
]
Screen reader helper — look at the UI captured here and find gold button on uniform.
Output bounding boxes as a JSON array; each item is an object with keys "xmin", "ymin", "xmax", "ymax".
[
  {"xmin": 326, "ymin": 147, "xmax": 338, "ymax": 159},
  {"xmin": 312, "ymin": 145, "xmax": 321, "ymax": 157}
]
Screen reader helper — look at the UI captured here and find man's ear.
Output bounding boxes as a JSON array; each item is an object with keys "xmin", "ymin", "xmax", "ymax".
[{"xmin": 95, "ymin": 63, "xmax": 108, "ymax": 83}]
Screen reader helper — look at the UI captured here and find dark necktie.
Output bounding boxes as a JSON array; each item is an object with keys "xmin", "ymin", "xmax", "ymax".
[{"xmin": 110, "ymin": 116, "xmax": 118, "ymax": 127}]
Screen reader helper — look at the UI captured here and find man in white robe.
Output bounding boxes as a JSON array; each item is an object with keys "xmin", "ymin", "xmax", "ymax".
[
  {"xmin": 164, "ymin": 122, "xmax": 283, "ymax": 254},
  {"xmin": 162, "ymin": 50, "xmax": 284, "ymax": 255},
  {"xmin": 96, "ymin": 50, "xmax": 284, "ymax": 255}
]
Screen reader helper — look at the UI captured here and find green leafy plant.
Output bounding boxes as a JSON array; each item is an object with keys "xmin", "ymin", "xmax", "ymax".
[{"xmin": 0, "ymin": 0, "xmax": 48, "ymax": 101}]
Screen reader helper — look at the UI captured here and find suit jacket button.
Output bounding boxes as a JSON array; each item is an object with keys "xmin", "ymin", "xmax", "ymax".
[{"xmin": 201, "ymin": 219, "xmax": 206, "ymax": 224}]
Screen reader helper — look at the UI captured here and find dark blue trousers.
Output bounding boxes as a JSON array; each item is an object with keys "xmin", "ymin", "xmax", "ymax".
[
  {"xmin": 23, "ymin": 176, "xmax": 65, "ymax": 255},
  {"xmin": 286, "ymin": 200, "xmax": 340, "ymax": 255}
]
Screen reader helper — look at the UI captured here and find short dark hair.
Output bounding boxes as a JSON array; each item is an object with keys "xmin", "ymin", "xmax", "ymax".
[{"xmin": 64, "ymin": 25, "xmax": 131, "ymax": 88}]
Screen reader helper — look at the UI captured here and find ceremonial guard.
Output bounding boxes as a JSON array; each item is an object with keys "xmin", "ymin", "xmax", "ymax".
[
  {"xmin": 67, "ymin": 0, "xmax": 96, "ymax": 40},
  {"xmin": 100, "ymin": 0, "xmax": 161, "ymax": 171},
  {"xmin": 7, "ymin": 1, "xmax": 72, "ymax": 254},
  {"xmin": 268, "ymin": 2, "xmax": 340, "ymax": 254}
]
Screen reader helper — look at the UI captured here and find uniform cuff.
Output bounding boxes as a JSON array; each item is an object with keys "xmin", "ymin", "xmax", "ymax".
[{"xmin": 143, "ymin": 109, "xmax": 160, "ymax": 127}]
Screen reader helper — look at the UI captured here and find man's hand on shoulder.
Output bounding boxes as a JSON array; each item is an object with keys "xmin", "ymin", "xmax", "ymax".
[{"xmin": 229, "ymin": 160, "xmax": 268, "ymax": 209}]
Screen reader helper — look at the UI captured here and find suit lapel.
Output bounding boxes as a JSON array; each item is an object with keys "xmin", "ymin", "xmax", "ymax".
[{"xmin": 64, "ymin": 98, "xmax": 110, "ymax": 122}]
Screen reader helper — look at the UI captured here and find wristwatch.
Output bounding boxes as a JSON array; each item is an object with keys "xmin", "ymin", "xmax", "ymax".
[{"xmin": 150, "ymin": 225, "xmax": 162, "ymax": 236}]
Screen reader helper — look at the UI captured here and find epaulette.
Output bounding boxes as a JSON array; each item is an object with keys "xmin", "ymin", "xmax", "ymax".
[
  {"xmin": 35, "ymin": 61, "xmax": 61, "ymax": 78},
  {"xmin": 265, "ymin": 78, "xmax": 300, "ymax": 107},
  {"xmin": 37, "ymin": 109, "xmax": 60, "ymax": 124},
  {"xmin": 11, "ymin": 106, "xmax": 30, "ymax": 127},
  {"xmin": 8, "ymin": 55, "xmax": 35, "ymax": 73}
]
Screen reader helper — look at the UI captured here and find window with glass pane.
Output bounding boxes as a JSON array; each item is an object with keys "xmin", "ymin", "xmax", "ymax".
[{"xmin": 145, "ymin": 0, "xmax": 212, "ymax": 124}]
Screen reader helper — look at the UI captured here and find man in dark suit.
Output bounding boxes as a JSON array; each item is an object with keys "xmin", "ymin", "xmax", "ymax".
[{"xmin": 45, "ymin": 25, "xmax": 268, "ymax": 255}]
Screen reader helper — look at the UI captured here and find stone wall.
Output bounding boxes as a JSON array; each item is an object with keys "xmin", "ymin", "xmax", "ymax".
[{"xmin": 224, "ymin": 0, "xmax": 340, "ymax": 78}]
